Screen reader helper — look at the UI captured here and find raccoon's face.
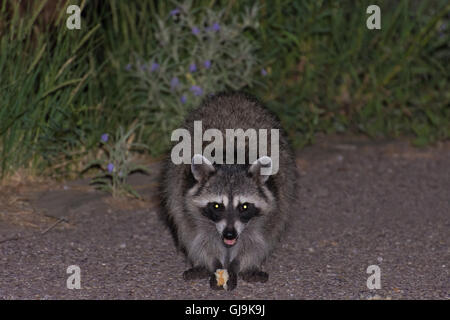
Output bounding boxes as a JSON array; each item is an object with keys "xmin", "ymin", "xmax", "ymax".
[{"xmin": 187, "ymin": 154, "xmax": 275, "ymax": 247}]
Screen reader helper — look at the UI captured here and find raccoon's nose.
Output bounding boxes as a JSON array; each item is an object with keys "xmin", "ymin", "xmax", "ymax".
[{"xmin": 223, "ymin": 228, "xmax": 237, "ymax": 240}]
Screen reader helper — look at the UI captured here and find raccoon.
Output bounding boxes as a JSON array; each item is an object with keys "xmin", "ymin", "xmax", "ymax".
[{"xmin": 160, "ymin": 92, "xmax": 297, "ymax": 290}]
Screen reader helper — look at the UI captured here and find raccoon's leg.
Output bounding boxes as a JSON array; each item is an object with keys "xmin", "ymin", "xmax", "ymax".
[
  {"xmin": 183, "ymin": 266, "xmax": 210, "ymax": 280},
  {"xmin": 239, "ymin": 268, "xmax": 269, "ymax": 283},
  {"xmin": 225, "ymin": 259, "xmax": 239, "ymax": 291}
]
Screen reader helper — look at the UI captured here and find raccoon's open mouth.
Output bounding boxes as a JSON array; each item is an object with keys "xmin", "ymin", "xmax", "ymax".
[{"xmin": 223, "ymin": 237, "xmax": 238, "ymax": 247}]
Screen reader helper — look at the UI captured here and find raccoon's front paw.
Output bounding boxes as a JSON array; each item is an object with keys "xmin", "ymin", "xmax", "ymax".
[
  {"xmin": 183, "ymin": 267, "xmax": 210, "ymax": 280},
  {"xmin": 240, "ymin": 270, "xmax": 269, "ymax": 283},
  {"xmin": 226, "ymin": 272, "xmax": 238, "ymax": 291}
]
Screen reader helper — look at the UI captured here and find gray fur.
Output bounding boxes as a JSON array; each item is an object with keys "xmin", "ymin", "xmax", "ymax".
[{"xmin": 160, "ymin": 92, "xmax": 298, "ymax": 287}]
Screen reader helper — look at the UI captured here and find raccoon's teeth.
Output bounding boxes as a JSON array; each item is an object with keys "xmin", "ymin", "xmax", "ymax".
[{"xmin": 224, "ymin": 238, "xmax": 237, "ymax": 246}]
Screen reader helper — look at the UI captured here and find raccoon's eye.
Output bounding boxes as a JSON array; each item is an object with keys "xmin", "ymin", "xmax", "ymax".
[
  {"xmin": 239, "ymin": 203, "xmax": 251, "ymax": 212},
  {"xmin": 209, "ymin": 202, "xmax": 224, "ymax": 211},
  {"xmin": 238, "ymin": 203, "xmax": 259, "ymax": 222}
]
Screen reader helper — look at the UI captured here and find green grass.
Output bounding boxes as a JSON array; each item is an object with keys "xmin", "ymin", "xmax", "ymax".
[
  {"xmin": 253, "ymin": 0, "xmax": 449, "ymax": 148},
  {"xmin": 0, "ymin": 0, "xmax": 104, "ymax": 178},
  {"xmin": 0, "ymin": 0, "xmax": 448, "ymax": 180}
]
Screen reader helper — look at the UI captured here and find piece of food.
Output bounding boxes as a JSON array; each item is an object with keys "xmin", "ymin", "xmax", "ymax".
[{"xmin": 215, "ymin": 269, "xmax": 229, "ymax": 290}]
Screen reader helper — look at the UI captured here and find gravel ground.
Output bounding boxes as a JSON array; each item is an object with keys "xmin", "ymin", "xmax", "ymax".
[{"xmin": 0, "ymin": 136, "xmax": 449, "ymax": 299}]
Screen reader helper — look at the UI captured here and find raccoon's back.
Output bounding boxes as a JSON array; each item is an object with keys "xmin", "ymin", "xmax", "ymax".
[{"xmin": 183, "ymin": 92, "xmax": 280, "ymax": 133}]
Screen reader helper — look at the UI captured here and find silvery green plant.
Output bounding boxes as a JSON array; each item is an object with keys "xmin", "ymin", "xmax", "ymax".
[
  {"xmin": 85, "ymin": 125, "xmax": 149, "ymax": 199},
  {"xmin": 125, "ymin": 1, "xmax": 262, "ymax": 154}
]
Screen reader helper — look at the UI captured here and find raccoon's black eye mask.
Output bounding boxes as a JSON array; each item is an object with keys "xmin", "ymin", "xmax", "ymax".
[
  {"xmin": 201, "ymin": 202, "xmax": 225, "ymax": 222},
  {"xmin": 201, "ymin": 202, "xmax": 260, "ymax": 223},
  {"xmin": 238, "ymin": 202, "xmax": 261, "ymax": 222}
]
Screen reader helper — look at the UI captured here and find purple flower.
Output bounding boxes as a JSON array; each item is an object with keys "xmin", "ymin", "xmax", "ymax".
[
  {"xmin": 170, "ymin": 77, "xmax": 180, "ymax": 89},
  {"xmin": 192, "ymin": 26, "xmax": 200, "ymax": 35},
  {"xmin": 125, "ymin": 63, "xmax": 132, "ymax": 71},
  {"xmin": 101, "ymin": 133, "xmax": 109, "ymax": 143},
  {"xmin": 261, "ymin": 68, "xmax": 268, "ymax": 76},
  {"xmin": 107, "ymin": 163, "xmax": 114, "ymax": 173},
  {"xmin": 180, "ymin": 95, "xmax": 187, "ymax": 104},
  {"xmin": 439, "ymin": 22, "xmax": 447, "ymax": 38},
  {"xmin": 190, "ymin": 85, "xmax": 203, "ymax": 96},
  {"xmin": 189, "ymin": 63, "xmax": 197, "ymax": 72},
  {"xmin": 170, "ymin": 8, "xmax": 180, "ymax": 16},
  {"xmin": 206, "ymin": 23, "xmax": 221, "ymax": 32},
  {"xmin": 204, "ymin": 60, "xmax": 211, "ymax": 69},
  {"xmin": 150, "ymin": 62, "xmax": 159, "ymax": 72}
]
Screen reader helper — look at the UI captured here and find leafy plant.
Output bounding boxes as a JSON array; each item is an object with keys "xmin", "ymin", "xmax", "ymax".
[
  {"xmin": 125, "ymin": 1, "xmax": 262, "ymax": 155},
  {"xmin": 85, "ymin": 125, "xmax": 149, "ymax": 199}
]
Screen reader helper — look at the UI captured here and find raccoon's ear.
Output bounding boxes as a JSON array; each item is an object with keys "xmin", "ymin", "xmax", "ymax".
[
  {"xmin": 191, "ymin": 154, "xmax": 215, "ymax": 182},
  {"xmin": 248, "ymin": 156, "xmax": 272, "ymax": 183}
]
